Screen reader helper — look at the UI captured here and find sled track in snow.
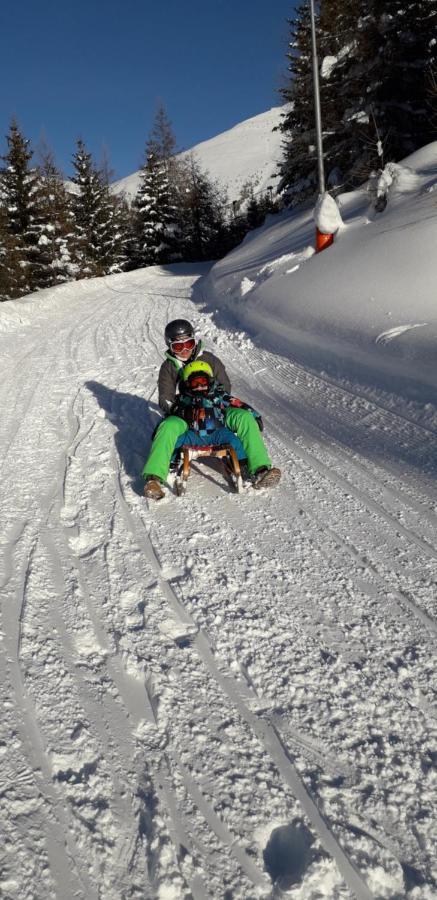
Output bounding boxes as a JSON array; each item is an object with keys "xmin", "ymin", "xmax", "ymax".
[
  {"xmin": 267, "ymin": 404, "xmax": 437, "ymax": 638},
  {"xmin": 246, "ymin": 346, "xmax": 437, "ymax": 509},
  {"xmin": 238, "ymin": 347, "xmax": 437, "ymax": 634},
  {"xmin": 2, "ymin": 271, "xmax": 437, "ymax": 896},
  {"xmin": 117, "ymin": 473, "xmax": 375, "ymax": 900}
]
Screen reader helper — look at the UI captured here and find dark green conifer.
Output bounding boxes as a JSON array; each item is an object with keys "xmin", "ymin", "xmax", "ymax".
[
  {"xmin": 134, "ymin": 152, "xmax": 179, "ymax": 266},
  {"xmin": 176, "ymin": 156, "xmax": 227, "ymax": 261},
  {"xmin": 0, "ymin": 205, "xmax": 28, "ymax": 300},
  {"xmin": 0, "ymin": 121, "xmax": 41, "ymax": 292},
  {"xmin": 34, "ymin": 148, "xmax": 75, "ymax": 286},
  {"xmin": 70, "ymin": 139, "xmax": 126, "ymax": 276},
  {"xmin": 133, "ymin": 105, "xmax": 180, "ymax": 267},
  {"xmin": 278, "ymin": 0, "xmax": 437, "ymax": 200}
]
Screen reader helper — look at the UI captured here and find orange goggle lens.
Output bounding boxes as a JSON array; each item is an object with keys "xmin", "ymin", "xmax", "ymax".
[
  {"xmin": 188, "ymin": 374, "xmax": 210, "ymax": 390},
  {"xmin": 170, "ymin": 337, "xmax": 195, "ymax": 353}
]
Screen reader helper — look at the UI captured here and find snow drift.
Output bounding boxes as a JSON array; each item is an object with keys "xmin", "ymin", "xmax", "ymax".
[{"xmin": 200, "ymin": 142, "xmax": 437, "ymax": 403}]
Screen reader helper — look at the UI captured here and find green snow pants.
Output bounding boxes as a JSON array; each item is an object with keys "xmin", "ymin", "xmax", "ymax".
[{"xmin": 142, "ymin": 408, "xmax": 272, "ymax": 483}]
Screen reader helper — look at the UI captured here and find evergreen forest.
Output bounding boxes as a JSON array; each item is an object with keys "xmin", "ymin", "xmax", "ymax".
[{"xmin": 1, "ymin": 0, "xmax": 436, "ymax": 301}]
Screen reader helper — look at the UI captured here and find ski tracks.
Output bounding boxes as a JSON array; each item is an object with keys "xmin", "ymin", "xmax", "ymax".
[
  {"xmin": 191, "ymin": 314, "xmax": 437, "ymax": 894},
  {"xmin": 1, "ymin": 269, "xmax": 437, "ymax": 898}
]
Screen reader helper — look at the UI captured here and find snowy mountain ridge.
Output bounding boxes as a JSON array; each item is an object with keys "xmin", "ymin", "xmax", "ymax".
[{"xmin": 112, "ymin": 106, "xmax": 285, "ymax": 203}]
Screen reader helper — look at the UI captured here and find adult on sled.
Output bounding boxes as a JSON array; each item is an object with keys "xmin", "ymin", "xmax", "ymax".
[{"xmin": 143, "ymin": 319, "xmax": 281, "ymax": 500}]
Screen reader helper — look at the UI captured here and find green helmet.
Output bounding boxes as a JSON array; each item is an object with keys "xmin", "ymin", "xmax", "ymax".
[{"xmin": 181, "ymin": 360, "xmax": 213, "ymax": 381}]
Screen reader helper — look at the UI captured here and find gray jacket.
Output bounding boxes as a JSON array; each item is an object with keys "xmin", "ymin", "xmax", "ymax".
[{"xmin": 158, "ymin": 343, "xmax": 231, "ymax": 414}]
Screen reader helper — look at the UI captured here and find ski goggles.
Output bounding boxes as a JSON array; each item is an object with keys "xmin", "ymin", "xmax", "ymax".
[
  {"xmin": 187, "ymin": 373, "xmax": 211, "ymax": 391},
  {"xmin": 170, "ymin": 337, "xmax": 196, "ymax": 353}
]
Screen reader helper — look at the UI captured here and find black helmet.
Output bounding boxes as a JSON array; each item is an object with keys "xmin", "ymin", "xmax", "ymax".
[{"xmin": 164, "ymin": 319, "xmax": 194, "ymax": 347}]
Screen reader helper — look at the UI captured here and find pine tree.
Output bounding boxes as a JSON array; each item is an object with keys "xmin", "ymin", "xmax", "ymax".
[
  {"xmin": 70, "ymin": 139, "xmax": 103, "ymax": 276},
  {"xmin": 246, "ymin": 192, "xmax": 265, "ymax": 231},
  {"xmin": 317, "ymin": 0, "xmax": 374, "ymax": 186},
  {"xmin": 133, "ymin": 105, "xmax": 180, "ymax": 267},
  {"xmin": 176, "ymin": 156, "xmax": 227, "ymax": 261},
  {"xmin": 278, "ymin": 0, "xmax": 437, "ymax": 201},
  {"xmin": 318, "ymin": 0, "xmax": 437, "ymax": 183},
  {"xmin": 0, "ymin": 121, "xmax": 37, "ymax": 236},
  {"xmin": 0, "ymin": 205, "xmax": 28, "ymax": 301},
  {"xmin": 109, "ymin": 194, "xmax": 132, "ymax": 273},
  {"xmin": 34, "ymin": 148, "xmax": 76, "ymax": 286},
  {"xmin": 370, "ymin": 0, "xmax": 437, "ymax": 161},
  {"xmin": 148, "ymin": 102, "xmax": 177, "ymax": 163},
  {"xmin": 116, "ymin": 196, "xmax": 138, "ymax": 272},
  {"xmin": 70, "ymin": 139, "xmax": 126, "ymax": 276},
  {"xmin": 0, "ymin": 120, "xmax": 42, "ymax": 292},
  {"xmin": 277, "ymin": 4, "xmax": 322, "ymax": 202},
  {"xmin": 245, "ymin": 187, "xmax": 277, "ymax": 231},
  {"xmin": 133, "ymin": 152, "xmax": 179, "ymax": 266}
]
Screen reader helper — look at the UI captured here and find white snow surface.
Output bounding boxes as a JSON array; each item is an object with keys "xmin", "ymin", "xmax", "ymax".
[
  {"xmin": 1, "ymin": 141, "xmax": 437, "ymax": 900},
  {"xmin": 112, "ymin": 107, "xmax": 285, "ymax": 202}
]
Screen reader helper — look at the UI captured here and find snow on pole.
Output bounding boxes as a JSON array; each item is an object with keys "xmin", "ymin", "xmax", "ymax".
[{"xmin": 314, "ymin": 192, "xmax": 343, "ymax": 252}]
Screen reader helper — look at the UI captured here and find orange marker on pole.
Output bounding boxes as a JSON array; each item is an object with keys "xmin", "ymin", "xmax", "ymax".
[{"xmin": 315, "ymin": 227, "xmax": 334, "ymax": 253}]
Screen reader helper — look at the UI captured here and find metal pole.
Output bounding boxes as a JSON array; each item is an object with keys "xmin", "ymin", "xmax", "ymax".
[{"xmin": 309, "ymin": 0, "xmax": 325, "ymax": 194}]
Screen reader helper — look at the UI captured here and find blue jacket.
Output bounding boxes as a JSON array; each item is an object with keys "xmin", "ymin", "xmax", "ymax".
[{"xmin": 171, "ymin": 381, "xmax": 262, "ymax": 437}]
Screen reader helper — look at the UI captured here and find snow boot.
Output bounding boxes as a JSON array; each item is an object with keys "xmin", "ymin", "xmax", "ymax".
[
  {"xmin": 144, "ymin": 476, "xmax": 165, "ymax": 501},
  {"xmin": 252, "ymin": 466, "xmax": 281, "ymax": 490},
  {"xmin": 239, "ymin": 459, "xmax": 250, "ymax": 482}
]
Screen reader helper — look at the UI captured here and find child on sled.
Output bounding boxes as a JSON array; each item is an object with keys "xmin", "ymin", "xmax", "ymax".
[{"xmin": 143, "ymin": 348, "xmax": 281, "ymax": 500}]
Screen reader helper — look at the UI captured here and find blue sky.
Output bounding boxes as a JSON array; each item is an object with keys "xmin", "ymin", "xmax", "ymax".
[{"xmin": 0, "ymin": 0, "xmax": 295, "ymax": 181}]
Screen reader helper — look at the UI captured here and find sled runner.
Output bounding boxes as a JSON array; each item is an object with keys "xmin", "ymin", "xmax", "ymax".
[{"xmin": 173, "ymin": 442, "xmax": 244, "ymax": 496}]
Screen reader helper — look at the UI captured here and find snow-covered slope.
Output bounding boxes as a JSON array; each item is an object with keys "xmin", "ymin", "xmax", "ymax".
[
  {"xmin": 201, "ymin": 142, "xmax": 437, "ymax": 402},
  {"xmin": 112, "ymin": 106, "xmax": 285, "ymax": 202},
  {"xmin": 2, "ymin": 143, "xmax": 437, "ymax": 899}
]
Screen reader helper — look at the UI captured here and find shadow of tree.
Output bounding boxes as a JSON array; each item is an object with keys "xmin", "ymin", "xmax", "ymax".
[{"xmin": 86, "ymin": 380, "xmax": 161, "ymax": 497}]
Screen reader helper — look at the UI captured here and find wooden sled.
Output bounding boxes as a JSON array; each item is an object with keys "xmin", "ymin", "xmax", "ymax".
[{"xmin": 173, "ymin": 443, "xmax": 244, "ymax": 496}]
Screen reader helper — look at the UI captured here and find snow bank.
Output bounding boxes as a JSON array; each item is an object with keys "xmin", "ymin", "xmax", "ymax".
[{"xmin": 198, "ymin": 142, "xmax": 437, "ymax": 402}]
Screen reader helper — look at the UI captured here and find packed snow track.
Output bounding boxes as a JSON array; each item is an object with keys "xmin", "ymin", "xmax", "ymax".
[{"xmin": 0, "ymin": 267, "xmax": 436, "ymax": 900}]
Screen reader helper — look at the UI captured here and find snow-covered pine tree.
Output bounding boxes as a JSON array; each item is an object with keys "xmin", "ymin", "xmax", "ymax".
[
  {"xmin": 133, "ymin": 105, "xmax": 180, "ymax": 267},
  {"xmin": 279, "ymin": 0, "xmax": 437, "ymax": 201},
  {"xmin": 70, "ymin": 139, "xmax": 126, "ymax": 277},
  {"xmin": 34, "ymin": 148, "xmax": 76, "ymax": 286},
  {"xmin": 97, "ymin": 188, "xmax": 129, "ymax": 275},
  {"xmin": 0, "ymin": 120, "xmax": 44, "ymax": 293},
  {"xmin": 133, "ymin": 151, "xmax": 179, "ymax": 266},
  {"xmin": 110, "ymin": 194, "xmax": 133, "ymax": 273},
  {"xmin": 278, "ymin": 0, "xmax": 368, "ymax": 199},
  {"xmin": 317, "ymin": 0, "xmax": 375, "ymax": 187},
  {"xmin": 317, "ymin": 0, "xmax": 437, "ymax": 184}
]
